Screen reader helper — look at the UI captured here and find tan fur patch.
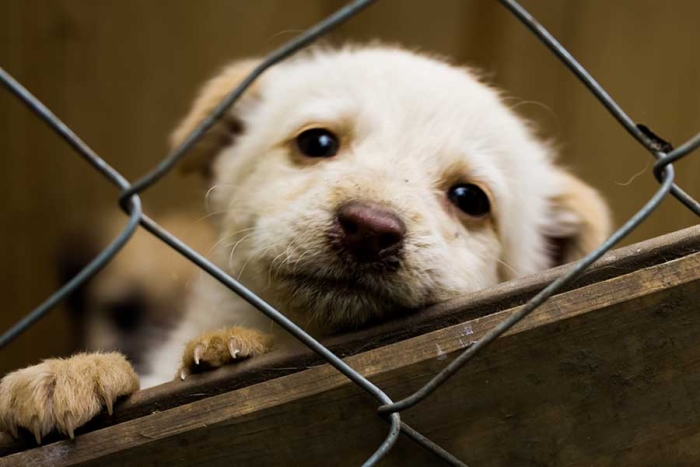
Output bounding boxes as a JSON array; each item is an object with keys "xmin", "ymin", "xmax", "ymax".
[
  {"xmin": 0, "ymin": 352, "xmax": 138, "ymax": 443},
  {"xmin": 180, "ymin": 327, "xmax": 274, "ymax": 379}
]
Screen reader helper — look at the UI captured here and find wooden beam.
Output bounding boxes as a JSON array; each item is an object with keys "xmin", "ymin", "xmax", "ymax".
[{"xmin": 1, "ymin": 225, "xmax": 699, "ymax": 465}]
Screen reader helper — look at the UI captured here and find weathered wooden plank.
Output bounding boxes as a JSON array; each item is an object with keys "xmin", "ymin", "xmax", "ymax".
[
  {"xmin": 2, "ymin": 223, "xmax": 696, "ymax": 459},
  {"xmin": 1, "ymin": 227, "xmax": 699, "ymax": 466}
]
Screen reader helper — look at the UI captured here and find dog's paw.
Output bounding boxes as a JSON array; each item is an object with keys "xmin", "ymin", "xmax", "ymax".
[
  {"xmin": 0, "ymin": 352, "xmax": 139, "ymax": 443},
  {"xmin": 180, "ymin": 327, "xmax": 274, "ymax": 379}
]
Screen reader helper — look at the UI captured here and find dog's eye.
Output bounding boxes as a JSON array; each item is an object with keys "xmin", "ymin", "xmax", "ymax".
[
  {"xmin": 296, "ymin": 128, "xmax": 339, "ymax": 158},
  {"xmin": 448, "ymin": 184, "xmax": 491, "ymax": 217}
]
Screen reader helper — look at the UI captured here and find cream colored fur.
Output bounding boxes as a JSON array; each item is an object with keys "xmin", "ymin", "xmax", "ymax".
[
  {"xmin": 0, "ymin": 45, "xmax": 611, "ymax": 441},
  {"xmin": 67, "ymin": 211, "xmax": 216, "ymax": 371}
]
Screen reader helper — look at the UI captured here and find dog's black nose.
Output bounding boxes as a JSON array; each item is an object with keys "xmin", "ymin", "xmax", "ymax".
[
  {"xmin": 334, "ymin": 201, "xmax": 405, "ymax": 262},
  {"xmin": 106, "ymin": 293, "xmax": 146, "ymax": 333}
]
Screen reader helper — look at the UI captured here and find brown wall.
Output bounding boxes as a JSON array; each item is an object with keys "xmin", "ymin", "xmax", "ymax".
[{"xmin": 0, "ymin": 0, "xmax": 698, "ymax": 373}]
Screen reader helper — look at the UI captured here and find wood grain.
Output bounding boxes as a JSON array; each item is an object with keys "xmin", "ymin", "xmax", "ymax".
[{"xmin": 1, "ymin": 226, "xmax": 699, "ymax": 466}]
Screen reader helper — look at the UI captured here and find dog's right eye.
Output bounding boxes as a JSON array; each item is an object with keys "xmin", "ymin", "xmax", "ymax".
[
  {"xmin": 296, "ymin": 128, "xmax": 339, "ymax": 158},
  {"xmin": 448, "ymin": 183, "xmax": 491, "ymax": 217}
]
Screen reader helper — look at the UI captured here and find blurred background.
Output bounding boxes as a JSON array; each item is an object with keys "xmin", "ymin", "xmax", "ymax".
[{"xmin": 0, "ymin": 0, "xmax": 698, "ymax": 375}]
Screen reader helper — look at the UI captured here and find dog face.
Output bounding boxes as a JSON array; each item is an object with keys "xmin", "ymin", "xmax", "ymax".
[
  {"xmin": 58, "ymin": 212, "xmax": 216, "ymax": 370},
  {"xmin": 174, "ymin": 46, "xmax": 611, "ymax": 334}
]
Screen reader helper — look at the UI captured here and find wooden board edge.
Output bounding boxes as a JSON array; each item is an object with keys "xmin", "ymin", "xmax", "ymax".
[{"xmin": 3, "ymin": 248, "xmax": 699, "ymax": 464}]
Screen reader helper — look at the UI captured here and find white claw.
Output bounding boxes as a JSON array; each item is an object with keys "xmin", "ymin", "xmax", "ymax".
[
  {"xmin": 64, "ymin": 412, "xmax": 76, "ymax": 440},
  {"xmin": 228, "ymin": 339, "xmax": 240, "ymax": 359},
  {"xmin": 104, "ymin": 394, "xmax": 114, "ymax": 416},
  {"xmin": 31, "ymin": 418, "xmax": 42, "ymax": 445},
  {"xmin": 194, "ymin": 345, "xmax": 203, "ymax": 365}
]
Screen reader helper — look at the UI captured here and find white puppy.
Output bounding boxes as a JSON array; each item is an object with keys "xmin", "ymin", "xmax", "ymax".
[{"xmin": 0, "ymin": 45, "xmax": 610, "ymax": 442}]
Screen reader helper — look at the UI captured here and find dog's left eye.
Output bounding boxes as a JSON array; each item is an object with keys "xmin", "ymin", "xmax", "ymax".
[
  {"xmin": 296, "ymin": 128, "xmax": 339, "ymax": 158},
  {"xmin": 448, "ymin": 183, "xmax": 491, "ymax": 217}
]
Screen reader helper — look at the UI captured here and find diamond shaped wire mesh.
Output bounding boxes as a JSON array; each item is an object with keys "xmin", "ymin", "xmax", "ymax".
[{"xmin": 1, "ymin": 0, "xmax": 698, "ymax": 465}]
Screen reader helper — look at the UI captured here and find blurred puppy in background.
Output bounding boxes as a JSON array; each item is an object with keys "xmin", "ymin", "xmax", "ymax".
[
  {"xmin": 0, "ymin": 45, "xmax": 611, "ymax": 442},
  {"xmin": 58, "ymin": 211, "xmax": 216, "ymax": 374}
]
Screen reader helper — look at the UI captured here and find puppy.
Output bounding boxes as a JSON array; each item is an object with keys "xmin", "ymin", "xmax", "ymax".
[
  {"xmin": 58, "ymin": 210, "xmax": 216, "ymax": 374},
  {"xmin": 0, "ymin": 45, "xmax": 611, "ymax": 442}
]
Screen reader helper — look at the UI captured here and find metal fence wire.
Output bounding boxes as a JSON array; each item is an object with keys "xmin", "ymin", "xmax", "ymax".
[{"xmin": 1, "ymin": 0, "xmax": 699, "ymax": 465}]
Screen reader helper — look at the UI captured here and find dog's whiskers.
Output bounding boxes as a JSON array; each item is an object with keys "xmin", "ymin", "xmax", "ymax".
[
  {"xmin": 236, "ymin": 243, "xmax": 278, "ymax": 281},
  {"xmin": 193, "ymin": 210, "xmax": 228, "ymax": 225},
  {"xmin": 227, "ymin": 232, "xmax": 257, "ymax": 271},
  {"xmin": 205, "ymin": 183, "xmax": 241, "ymax": 213},
  {"xmin": 209, "ymin": 227, "xmax": 257, "ymax": 255},
  {"xmin": 267, "ymin": 245, "xmax": 294, "ymax": 286},
  {"xmin": 291, "ymin": 249, "xmax": 321, "ymax": 276},
  {"xmin": 274, "ymin": 243, "xmax": 306, "ymax": 277}
]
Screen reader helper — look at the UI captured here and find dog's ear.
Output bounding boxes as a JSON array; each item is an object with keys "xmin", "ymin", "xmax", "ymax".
[
  {"xmin": 172, "ymin": 59, "xmax": 261, "ymax": 179},
  {"xmin": 543, "ymin": 170, "xmax": 612, "ymax": 267}
]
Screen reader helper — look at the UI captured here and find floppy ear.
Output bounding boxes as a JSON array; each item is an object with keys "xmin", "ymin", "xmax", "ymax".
[
  {"xmin": 543, "ymin": 170, "xmax": 613, "ymax": 266},
  {"xmin": 172, "ymin": 59, "xmax": 261, "ymax": 178}
]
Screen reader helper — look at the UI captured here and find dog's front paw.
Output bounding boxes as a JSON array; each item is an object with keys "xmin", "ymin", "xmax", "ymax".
[
  {"xmin": 0, "ymin": 352, "xmax": 139, "ymax": 443},
  {"xmin": 180, "ymin": 327, "xmax": 273, "ymax": 379}
]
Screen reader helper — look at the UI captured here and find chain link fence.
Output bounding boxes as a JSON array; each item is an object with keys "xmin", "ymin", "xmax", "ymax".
[{"xmin": 1, "ymin": 0, "xmax": 699, "ymax": 465}]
